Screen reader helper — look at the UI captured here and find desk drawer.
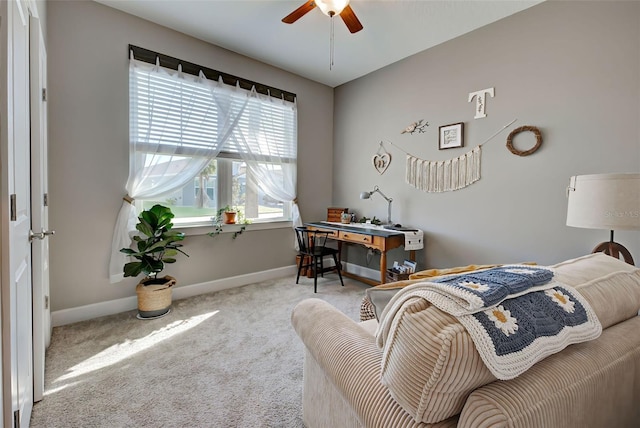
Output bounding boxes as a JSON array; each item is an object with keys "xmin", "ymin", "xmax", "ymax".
[
  {"xmin": 307, "ymin": 226, "xmax": 339, "ymax": 239},
  {"xmin": 324, "ymin": 229, "xmax": 339, "ymax": 239},
  {"xmin": 339, "ymin": 231, "xmax": 373, "ymax": 245}
]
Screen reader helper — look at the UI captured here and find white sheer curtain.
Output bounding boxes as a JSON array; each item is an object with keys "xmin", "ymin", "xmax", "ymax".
[
  {"xmin": 226, "ymin": 88, "xmax": 301, "ymax": 230},
  {"xmin": 109, "ymin": 56, "xmax": 249, "ymax": 283}
]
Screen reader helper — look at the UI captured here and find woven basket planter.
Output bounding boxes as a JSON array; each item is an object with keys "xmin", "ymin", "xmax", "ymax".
[{"xmin": 136, "ymin": 275, "xmax": 176, "ymax": 319}]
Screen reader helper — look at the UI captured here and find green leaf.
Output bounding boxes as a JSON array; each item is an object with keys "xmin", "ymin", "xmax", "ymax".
[
  {"xmin": 148, "ymin": 259, "xmax": 164, "ymax": 272},
  {"xmin": 163, "ymin": 230, "xmax": 185, "ymax": 240},
  {"xmin": 136, "ymin": 222, "xmax": 154, "ymax": 238},
  {"xmin": 149, "ymin": 205, "xmax": 174, "ymax": 229},
  {"xmin": 123, "ymin": 262, "xmax": 143, "ymax": 277},
  {"xmin": 156, "ymin": 213, "xmax": 174, "ymax": 228},
  {"xmin": 140, "ymin": 210, "xmax": 158, "ymax": 229},
  {"xmin": 150, "ymin": 204, "xmax": 171, "ymax": 215},
  {"xmin": 137, "ymin": 240, "xmax": 149, "ymax": 252},
  {"xmin": 139, "ymin": 258, "xmax": 157, "ymax": 277}
]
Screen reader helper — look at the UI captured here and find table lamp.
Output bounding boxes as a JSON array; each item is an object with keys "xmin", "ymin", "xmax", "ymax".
[
  {"xmin": 566, "ymin": 173, "xmax": 640, "ymax": 265},
  {"xmin": 360, "ymin": 185, "xmax": 393, "ymax": 225}
]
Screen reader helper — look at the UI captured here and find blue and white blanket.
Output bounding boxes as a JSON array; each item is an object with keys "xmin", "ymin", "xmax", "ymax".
[{"xmin": 376, "ymin": 265, "xmax": 602, "ymax": 379}]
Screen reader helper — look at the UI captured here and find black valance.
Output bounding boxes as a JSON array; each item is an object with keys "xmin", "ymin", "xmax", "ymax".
[{"xmin": 129, "ymin": 45, "xmax": 297, "ymax": 103}]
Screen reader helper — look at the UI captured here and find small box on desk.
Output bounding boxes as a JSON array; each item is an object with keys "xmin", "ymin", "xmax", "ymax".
[
  {"xmin": 386, "ymin": 269, "xmax": 410, "ymax": 283},
  {"xmin": 327, "ymin": 207, "xmax": 348, "ymax": 222}
]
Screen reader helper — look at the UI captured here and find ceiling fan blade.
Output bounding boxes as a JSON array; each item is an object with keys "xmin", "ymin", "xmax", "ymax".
[
  {"xmin": 340, "ymin": 5, "xmax": 363, "ymax": 34},
  {"xmin": 282, "ymin": 0, "xmax": 317, "ymax": 24}
]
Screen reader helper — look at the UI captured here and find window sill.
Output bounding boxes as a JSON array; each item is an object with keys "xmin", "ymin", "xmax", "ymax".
[{"xmin": 173, "ymin": 219, "xmax": 292, "ymax": 237}]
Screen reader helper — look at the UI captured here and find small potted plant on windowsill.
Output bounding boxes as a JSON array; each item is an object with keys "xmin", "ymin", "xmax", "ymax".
[
  {"xmin": 120, "ymin": 204, "xmax": 189, "ymax": 319},
  {"xmin": 209, "ymin": 206, "xmax": 250, "ymax": 240},
  {"xmin": 221, "ymin": 205, "xmax": 237, "ymax": 224}
]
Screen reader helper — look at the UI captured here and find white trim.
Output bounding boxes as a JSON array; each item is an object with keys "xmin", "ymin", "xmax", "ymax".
[
  {"xmin": 173, "ymin": 219, "xmax": 291, "ymax": 236},
  {"xmin": 343, "ymin": 262, "xmax": 379, "ymax": 281},
  {"xmin": 52, "ymin": 265, "xmax": 298, "ymax": 327}
]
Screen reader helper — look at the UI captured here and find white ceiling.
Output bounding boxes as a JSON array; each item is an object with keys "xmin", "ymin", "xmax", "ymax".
[{"xmin": 95, "ymin": 0, "xmax": 542, "ymax": 87}]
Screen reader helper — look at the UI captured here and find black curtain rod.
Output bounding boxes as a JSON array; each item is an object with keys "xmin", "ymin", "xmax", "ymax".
[{"xmin": 129, "ymin": 45, "xmax": 297, "ymax": 103}]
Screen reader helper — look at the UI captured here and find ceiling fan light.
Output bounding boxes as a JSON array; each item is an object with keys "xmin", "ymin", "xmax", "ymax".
[{"xmin": 316, "ymin": 0, "xmax": 350, "ymax": 17}]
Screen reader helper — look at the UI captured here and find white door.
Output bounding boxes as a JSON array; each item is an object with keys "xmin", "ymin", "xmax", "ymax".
[
  {"xmin": 30, "ymin": 15, "xmax": 51, "ymax": 404},
  {"xmin": 3, "ymin": 0, "xmax": 34, "ymax": 426}
]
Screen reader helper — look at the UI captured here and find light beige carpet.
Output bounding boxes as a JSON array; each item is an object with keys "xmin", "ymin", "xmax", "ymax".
[{"xmin": 30, "ymin": 275, "xmax": 368, "ymax": 427}]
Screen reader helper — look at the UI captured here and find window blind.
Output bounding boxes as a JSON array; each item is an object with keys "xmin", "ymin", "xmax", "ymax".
[{"xmin": 131, "ymin": 60, "xmax": 297, "ymax": 161}]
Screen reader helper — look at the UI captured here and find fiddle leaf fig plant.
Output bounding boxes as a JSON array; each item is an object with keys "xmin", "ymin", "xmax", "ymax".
[{"xmin": 120, "ymin": 204, "xmax": 189, "ymax": 279}]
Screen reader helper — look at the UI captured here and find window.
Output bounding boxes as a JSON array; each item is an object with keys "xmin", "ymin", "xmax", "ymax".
[
  {"xmin": 129, "ymin": 56, "xmax": 297, "ymax": 224},
  {"xmin": 141, "ymin": 158, "xmax": 291, "ymax": 222},
  {"xmin": 111, "ymin": 51, "xmax": 299, "ymax": 283}
]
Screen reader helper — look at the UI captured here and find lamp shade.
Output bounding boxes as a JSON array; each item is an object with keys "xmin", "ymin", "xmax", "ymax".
[{"xmin": 566, "ymin": 173, "xmax": 640, "ymax": 231}]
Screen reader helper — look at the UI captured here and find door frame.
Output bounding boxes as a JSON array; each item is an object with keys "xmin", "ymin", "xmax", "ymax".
[
  {"xmin": 30, "ymin": 13, "xmax": 50, "ymax": 404},
  {"xmin": 1, "ymin": 0, "xmax": 46, "ymax": 425}
]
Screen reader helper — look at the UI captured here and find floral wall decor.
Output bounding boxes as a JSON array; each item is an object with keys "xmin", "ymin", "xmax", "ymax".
[{"xmin": 400, "ymin": 119, "xmax": 429, "ymax": 134}]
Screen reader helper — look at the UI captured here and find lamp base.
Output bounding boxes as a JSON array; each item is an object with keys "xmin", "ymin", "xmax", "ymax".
[{"xmin": 592, "ymin": 241, "xmax": 635, "ymax": 265}]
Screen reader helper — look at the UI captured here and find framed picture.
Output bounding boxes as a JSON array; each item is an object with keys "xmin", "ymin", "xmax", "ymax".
[{"xmin": 439, "ymin": 122, "xmax": 464, "ymax": 150}]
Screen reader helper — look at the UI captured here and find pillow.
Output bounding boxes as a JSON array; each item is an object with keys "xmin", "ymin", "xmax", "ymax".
[
  {"xmin": 365, "ymin": 288, "xmax": 402, "ymax": 320},
  {"xmin": 378, "ymin": 253, "xmax": 640, "ymax": 424},
  {"xmin": 362, "ymin": 279, "xmax": 423, "ymax": 321}
]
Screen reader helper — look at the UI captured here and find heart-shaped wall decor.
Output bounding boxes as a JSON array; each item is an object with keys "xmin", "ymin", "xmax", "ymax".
[{"xmin": 372, "ymin": 153, "xmax": 391, "ymax": 175}]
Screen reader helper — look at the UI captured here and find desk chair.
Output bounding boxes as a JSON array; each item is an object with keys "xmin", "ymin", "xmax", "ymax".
[{"xmin": 295, "ymin": 227, "xmax": 345, "ymax": 293}]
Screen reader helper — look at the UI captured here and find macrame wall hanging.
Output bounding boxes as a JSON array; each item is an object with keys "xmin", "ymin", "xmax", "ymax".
[
  {"xmin": 384, "ymin": 118, "xmax": 517, "ymax": 193},
  {"xmin": 406, "ymin": 146, "xmax": 481, "ymax": 192}
]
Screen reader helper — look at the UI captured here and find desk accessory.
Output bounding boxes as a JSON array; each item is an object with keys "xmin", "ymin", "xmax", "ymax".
[{"xmin": 360, "ymin": 185, "xmax": 393, "ymax": 225}]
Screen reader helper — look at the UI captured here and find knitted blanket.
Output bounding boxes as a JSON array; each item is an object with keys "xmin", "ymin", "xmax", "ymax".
[{"xmin": 376, "ymin": 265, "xmax": 602, "ymax": 379}]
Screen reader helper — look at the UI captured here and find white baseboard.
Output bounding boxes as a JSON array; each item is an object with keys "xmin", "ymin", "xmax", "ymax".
[
  {"xmin": 51, "ymin": 265, "xmax": 298, "ymax": 327},
  {"xmin": 52, "ymin": 263, "xmax": 377, "ymax": 327},
  {"xmin": 343, "ymin": 261, "xmax": 379, "ymax": 281}
]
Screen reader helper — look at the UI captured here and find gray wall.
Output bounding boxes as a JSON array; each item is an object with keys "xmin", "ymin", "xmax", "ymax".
[
  {"xmin": 48, "ymin": 0, "xmax": 640, "ymax": 313},
  {"xmin": 47, "ymin": 0, "xmax": 334, "ymax": 311},
  {"xmin": 333, "ymin": 1, "xmax": 640, "ymax": 270}
]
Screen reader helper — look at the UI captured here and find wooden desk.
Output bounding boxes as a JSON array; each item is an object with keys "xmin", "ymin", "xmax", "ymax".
[{"xmin": 305, "ymin": 221, "xmax": 416, "ymax": 286}]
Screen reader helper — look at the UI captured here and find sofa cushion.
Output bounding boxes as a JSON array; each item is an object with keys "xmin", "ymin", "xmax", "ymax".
[
  {"xmin": 377, "ymin": 253, "xmax": 640, "ymax": 424},
  {"xmin": 554, "ymin": 253, "xmax": 640, "ymax": 329}
]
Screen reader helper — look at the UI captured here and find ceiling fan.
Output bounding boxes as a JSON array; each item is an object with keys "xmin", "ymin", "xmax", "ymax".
[{"xmin": 282, "ymin": 0, "xmax": 363, "ymax": 34}]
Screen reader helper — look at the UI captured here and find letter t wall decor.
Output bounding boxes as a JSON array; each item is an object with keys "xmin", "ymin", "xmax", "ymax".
[{"xmin": 468, "ymin": 87, "xmax": 495, "ymax": 119}]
